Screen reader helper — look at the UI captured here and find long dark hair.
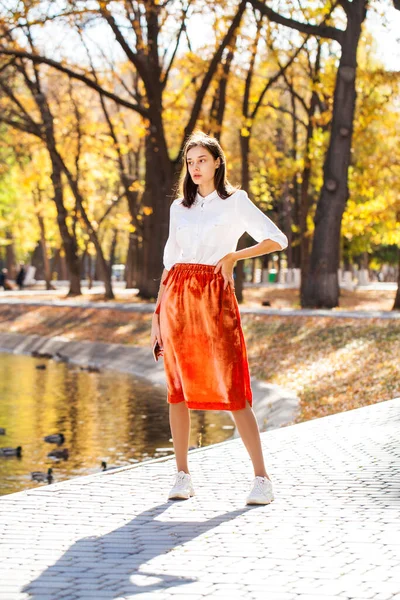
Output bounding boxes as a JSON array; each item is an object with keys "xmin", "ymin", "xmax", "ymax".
[{"xmin": 178, "ymin": 132, "xmax": 240, "ymax": 208}]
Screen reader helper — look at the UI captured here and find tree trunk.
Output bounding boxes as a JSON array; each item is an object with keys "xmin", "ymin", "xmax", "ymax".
[
  {"xmin": 87, "ymin": 253, "xmax": 93, "ymax": 290},
  {"xmin": 61, "ymin": 164, "xmax": 115, "ymax": 299},
  {"xmin": 32, "ymin": 88, "xmax": 82, "ymax": 296},
  {"xmin": 299, "ymin": 99, "xmax": 318, "ymax": 302},
  {"xmin": 251, "ymin": 258, "xmax": 257, "ymax": 283},
  {"xmin": 59, "ymin": 252, "xmax": 68, "ymax": 281},
  {"xmin": 5, "ymin": 231, "xmax": 16, "ymax": 279},
  {"xmin": 302, "ymin": 2, "xmax": 366, "ymax": 308},
  {"xmin": 125, "ymin": 232, "xmax": 141, "ymax": 289},
  {"xmin": 275, "ymin": 126, "xmax": 291, "ymax": 275},
  {"xmin": 209, "ymin": 31, "xmax": 237, "ymax": 141},
  {"xmin": 234, "ymin": 236, "xmax": 248, "ymax": 303},
  {"xmin": 124, "ymin": 188, "xmax": 141, "ymax": 289},
  {"xmin": 235, "ymin": 133, "xmax": 252, "ymax": 303},
  {"xmin": 288, "ymin": 84, "xmax": 301, "ymax": 269},
  {"xmin": 282, "ymin": 182, "xmax": 292, "ymax": 270},
  {"xmin": 393, "ymin": 248, "xmax": 400, "ymax": 310},
  {"xmin": 125, "ymin": 233, "xmax": 135, "ymax": 289},
  {"xmin": 132, "ymin": 234, "xmax": 142, "ymax": 288},
  {"xmin": 37, "ymin": 213, "xmax": 53, "ymax": 291},
  {"xmin": 138, "ymin": 129, "xmax": 174, "ymax": 299},
  {"xmin": 109, "ymin": 228, "xmax": 118, "ymax": 278},
  {"xmin": 50, "ymin": 161, "xmax": 81, "ymax": 295},
  {"xmin": 33, "ymin": 187, "xmax": 54, "ymax": 290}
]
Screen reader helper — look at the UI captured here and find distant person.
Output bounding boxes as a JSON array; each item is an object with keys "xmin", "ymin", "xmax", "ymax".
[
  {"xmin": 0, "ymin": 268, "xmax": 11, "ymax": 291},
  {"xmin": 151, "ymin": 132, "xmax": 288, "ymax": 506},
  {"xmin": 16, "ymin": 264, "xmax": 26, "ymax": 290}
]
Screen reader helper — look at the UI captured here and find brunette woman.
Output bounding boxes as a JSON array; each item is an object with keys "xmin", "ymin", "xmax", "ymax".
[{"xmin": 151, "ymin": 132, "xmax": 288, "ymax": 505}]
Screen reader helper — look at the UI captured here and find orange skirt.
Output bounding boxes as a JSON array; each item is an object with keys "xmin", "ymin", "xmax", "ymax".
[{"xmin": 157, "ymin": 263, "xmax": 252, "ymax": 411}]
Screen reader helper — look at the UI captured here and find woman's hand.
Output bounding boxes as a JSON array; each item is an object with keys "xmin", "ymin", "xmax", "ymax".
[
  {"xmin": 151, "ymin": 313, "xmax": 163, "ymax": 350},
  {"xmin": 214, "ymin": 253, "xmax": 236, "ymax": 290}
]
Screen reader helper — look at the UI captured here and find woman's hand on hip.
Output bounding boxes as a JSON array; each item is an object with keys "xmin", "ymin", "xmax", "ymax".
[{"xmin": 214, "ymin": 253, "xmax": 236, "ymax": 290}]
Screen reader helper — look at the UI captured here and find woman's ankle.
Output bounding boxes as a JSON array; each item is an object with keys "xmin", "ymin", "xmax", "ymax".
[{"xmin": 255, "ymin": 471, "xmax": 270, "ymax": 480}]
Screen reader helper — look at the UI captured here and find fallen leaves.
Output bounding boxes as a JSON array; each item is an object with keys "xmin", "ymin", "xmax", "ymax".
[{"xmin": 242, "ymin": 315, "xmax": 400, "ymax": 424}]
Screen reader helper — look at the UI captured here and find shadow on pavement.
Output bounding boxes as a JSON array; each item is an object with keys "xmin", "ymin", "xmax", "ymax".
[{"xmin": 22, "ymin": 500, "xmax": 257, "ymax": 598}]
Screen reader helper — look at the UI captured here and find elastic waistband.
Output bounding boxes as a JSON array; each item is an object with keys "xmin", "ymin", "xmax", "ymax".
[{"xmin": 171, "ymin": 263, "xmax": 217, "ymax": 273}]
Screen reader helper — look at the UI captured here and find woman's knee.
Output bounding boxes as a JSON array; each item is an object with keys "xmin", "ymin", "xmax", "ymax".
[{"xmin": 169, "ymin": 400, "xmax": 189, "ymax": 415}]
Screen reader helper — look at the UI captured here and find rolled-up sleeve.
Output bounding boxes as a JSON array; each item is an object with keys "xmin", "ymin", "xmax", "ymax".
[
  {"xmin": 236, "ymin": 190, "xmax": 288, "ymax": 250},
  {"xmin": 163, "ymin": 200, "xmax": 181, "ymax": 270}
]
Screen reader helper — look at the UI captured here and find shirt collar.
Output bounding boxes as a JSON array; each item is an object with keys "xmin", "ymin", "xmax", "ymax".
[{"xmin": 195, "ymin": 189, "xmax": 219, "ymax": 205}]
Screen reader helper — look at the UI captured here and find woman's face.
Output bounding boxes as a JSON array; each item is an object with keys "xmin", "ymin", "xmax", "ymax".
[{"xmin": 186, "ymin": 146, "xmax": 220, "ymax": 185}]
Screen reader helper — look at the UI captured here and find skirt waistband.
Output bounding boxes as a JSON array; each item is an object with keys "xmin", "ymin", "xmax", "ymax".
[{"xmin": 171, "ymin": 263, "xmax": 217, "ymax": 273}]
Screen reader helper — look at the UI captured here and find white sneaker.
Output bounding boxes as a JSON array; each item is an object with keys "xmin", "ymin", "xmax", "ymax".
[
  {"xmin": 168, "ymin": 471, "xmax": 195, "ymax": 500},
  {"xmin": 246, "ymin": 476, "xmax": 274, "ymax": 505}
]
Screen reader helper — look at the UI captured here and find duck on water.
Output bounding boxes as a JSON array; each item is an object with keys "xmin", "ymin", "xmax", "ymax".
[
  {"xmin": 31, "ymin": 468, "xmax": 53, "ymax": 483},
  {"xmin": 0, "ymin": 446, "xmax": 22, "ymax": 457}
]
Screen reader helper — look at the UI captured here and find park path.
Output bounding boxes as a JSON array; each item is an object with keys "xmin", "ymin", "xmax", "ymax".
[
  {"xmin": 0, "ymin": 295, "xmax": 399, "ymax": 319},
  {"xmin": 1, "ymin": 397, "xmax": 399, "ymax": 600}
]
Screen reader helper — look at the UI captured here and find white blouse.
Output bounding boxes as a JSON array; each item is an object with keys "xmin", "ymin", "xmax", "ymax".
[{"xmin": 163, "ymin": 188, "xmax": 288, "ymax": 270}]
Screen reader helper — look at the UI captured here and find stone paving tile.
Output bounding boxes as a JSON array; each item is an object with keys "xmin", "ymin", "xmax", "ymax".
[{"xmin": 1, "ymin": 398, "xmax": 400, "ymax": 600}]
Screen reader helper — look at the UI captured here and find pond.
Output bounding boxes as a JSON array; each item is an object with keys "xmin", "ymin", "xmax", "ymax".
[{"xmin": 0, "ymin": 353, "xmax": 235, "ymax": 496}]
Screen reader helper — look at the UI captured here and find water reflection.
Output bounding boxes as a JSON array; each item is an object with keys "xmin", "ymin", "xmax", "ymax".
[{"xmin": 0, "ymin": 353, "xmax": 234, "ymax": 496}]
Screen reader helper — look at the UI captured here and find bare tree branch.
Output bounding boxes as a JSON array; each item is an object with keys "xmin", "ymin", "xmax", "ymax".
[
  {"xmin": 0, "ymin": 48, "xmax": 150, "ymax": 117},
  {"xmin": 0, "ymin": 79, "xmax": 42, "ymax": 137},
  {"xmin": 125, "ymin": 0, "xmax": 145, "ymax": 49},
  {"xmin": 86, "ymin": 35, "xmax": 141, "ymax": 104},
  {"xmin": 98, "ymin": 5, "xmax": 149, "ymax": 84},
  {"xmin": 249, "ymin": 0, "xmax": 343, "ymax": 43},
  {"xmin": 0, "ymin": 114, "xmax": 41, "ymax": 136},
  {"xmin": 242, "ymin": 11, "xmax": 263, "ymax": 119},
  {"xmin": 261, "ymin": 103, "xmax": 308, "ymax": 129},
  {"xmin": 0, "ymin": 57, "xmax": 16, "ymax": 74},
  {"xmin": 252, "ymin": 38, "xmax": 307, "ymax": 119},
  {"xmin": 98, "ymin": 192, "xmax": 125, "ymax": 227},
  {"xmin": 280, "ymin": 69, "xmax": 309, "ymax": 112},
  {"xmin": 161, "ymin": 3, "xmax": 190, "ymax": 89}
]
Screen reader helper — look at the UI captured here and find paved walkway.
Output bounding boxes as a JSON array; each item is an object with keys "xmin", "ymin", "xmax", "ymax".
[
  {"xmin": 0, "ymin": 296, "xmax": 399, "ymax": 319},
  {"xmin": 1, "ymin": 398, "xmax": 400, "ymax": 600}
]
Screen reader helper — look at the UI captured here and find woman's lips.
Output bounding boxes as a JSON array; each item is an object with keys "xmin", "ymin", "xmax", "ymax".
[{"xmin": 193, "ymin": 174, "xmax": 201, "ymax": 178}]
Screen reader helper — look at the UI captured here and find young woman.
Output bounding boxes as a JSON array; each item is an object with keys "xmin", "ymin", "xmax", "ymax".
[{"xmin": 151, "ymin": 131, "xmax": 288, "ymax": 505}]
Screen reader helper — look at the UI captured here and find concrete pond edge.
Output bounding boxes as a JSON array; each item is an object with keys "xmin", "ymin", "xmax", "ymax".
[{"xmin": 0, "ymin": 332, "xmax": 299, "ymax": 437}]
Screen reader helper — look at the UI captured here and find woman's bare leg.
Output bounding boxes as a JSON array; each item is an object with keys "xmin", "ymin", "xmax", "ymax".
[
  {"xmin": 169, "ymin": 401, "xmax": 191, "ymax": 473},
  {"xmin": 231, "ymin": 401, "xmax": 270, "ymax": 479}
]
